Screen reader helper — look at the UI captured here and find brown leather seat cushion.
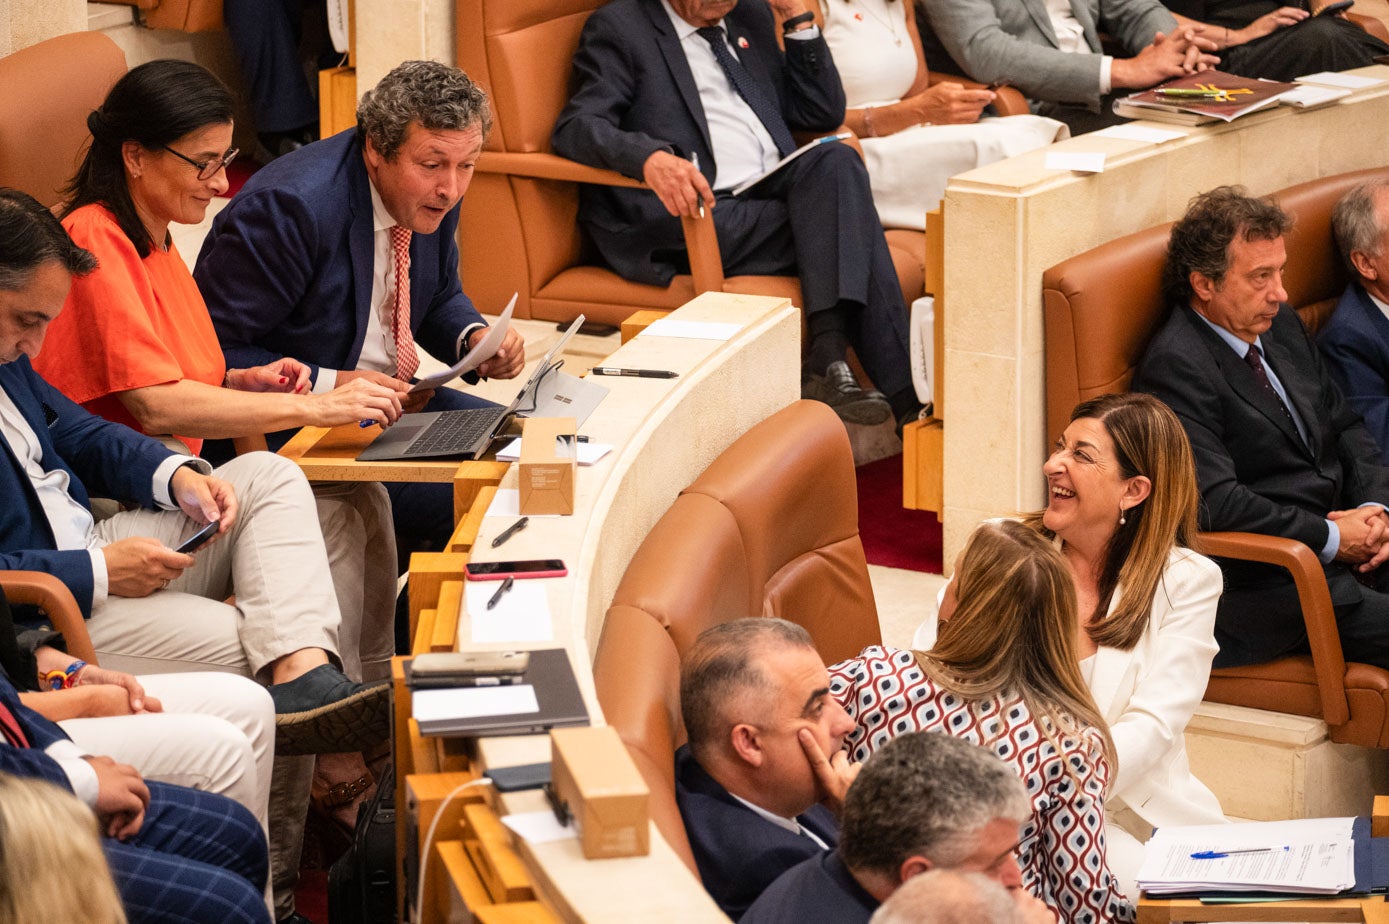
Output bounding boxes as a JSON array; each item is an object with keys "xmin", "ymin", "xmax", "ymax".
[{"xmin": 1208, "ymin": 658, "xmax": 1389, "ymax": 748}]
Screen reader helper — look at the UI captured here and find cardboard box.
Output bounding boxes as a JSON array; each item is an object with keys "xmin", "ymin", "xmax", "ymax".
[
  {"xmin": 518, "ymin": 418, "xmax": 576, "ymax": 516},
  {"xmin": 550, "ymin": 726, "xmax": 649, "ymax": 859}
]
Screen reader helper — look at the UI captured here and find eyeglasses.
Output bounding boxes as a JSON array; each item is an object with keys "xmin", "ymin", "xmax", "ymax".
[{"xmin": 161, "ymin": 144, "xmax": 239, "ymax": 181}]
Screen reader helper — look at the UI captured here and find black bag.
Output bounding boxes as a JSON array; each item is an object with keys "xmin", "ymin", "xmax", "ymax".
[{"xmin": 328, "ymin": 762, "xmax": 397, "ymax": 923}]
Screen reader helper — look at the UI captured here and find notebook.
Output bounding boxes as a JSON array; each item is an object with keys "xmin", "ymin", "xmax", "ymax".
[
  {"xmin": 357, "ymin": 315, "xmax": 585, "ymax": 461},
  {"xmin": 410, "ymin": 647, "xmax": 590, "ymax": 737}
]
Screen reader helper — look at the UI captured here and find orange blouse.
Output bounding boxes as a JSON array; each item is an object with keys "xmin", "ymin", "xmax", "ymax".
[{"xmin": 36, "ymin": 204, "xmax": 226, "ymax": 455}]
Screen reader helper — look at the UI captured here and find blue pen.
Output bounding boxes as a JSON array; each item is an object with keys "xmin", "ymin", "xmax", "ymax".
[
  {"xmin": 359, "ymin": 419, "xmax": 375, "ymax": 428},
  {"xmin": 1190, "ymin": 846, "xmax": 1286, "ymax": 859}
]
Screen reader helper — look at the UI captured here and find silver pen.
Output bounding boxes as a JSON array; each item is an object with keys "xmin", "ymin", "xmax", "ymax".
[{"xmin": 691, "ymin": 151, "xmax": 705, "ymax": 218}]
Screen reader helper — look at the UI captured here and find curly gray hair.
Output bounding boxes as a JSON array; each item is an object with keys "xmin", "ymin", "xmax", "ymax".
[
  {"xmin": 356, "ymin": 60, "xmax": 492, "ymax": 160},
  {"xmin": 1332, "ymin": 179, "xmax": 1389, "ymax": 273}
]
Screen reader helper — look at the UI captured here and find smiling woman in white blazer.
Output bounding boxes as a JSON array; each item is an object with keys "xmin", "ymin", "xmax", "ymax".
[{"xmin": 915, "ymin": 393, "xmax": 1227, "ymax": 891}]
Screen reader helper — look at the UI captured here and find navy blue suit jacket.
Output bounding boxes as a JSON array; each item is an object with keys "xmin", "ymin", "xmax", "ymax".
[
  {"xmin": 551, "ymin": 0, "xmax": 845, "ymax": 285},
  {"xmin": 0, "ymin": 358, "xmax": 173, "ymax": 616},
  {"xmin": 741, "ymin": 850, "xmax": 877, "ymax": 924},
  {"xmin": 0, "ymin": 667, "xmax": 80, "ymax": 789},
  {"xmin": 674, "ymin": 744, "xmax": 838, "ymax": 921},
  {"xmin": 194, "ymin": 129, "xmax": 486, "ymax": 386},
  {"xmin": 1319, "ymin": 282, "xmax": 1389, "ymax": 465}
]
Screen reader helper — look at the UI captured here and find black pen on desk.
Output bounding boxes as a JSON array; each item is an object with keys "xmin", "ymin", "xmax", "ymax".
[
  {"xmin": 590, "ymin": 367, "xmax": 678, "ymax": 378},
  {"xmin": 491, "ymin": 516, "xmax": 529, "ymax": 549},
  {"xmin": 487, "ymin": 576, "xmax": 514, "ymax": 610}
]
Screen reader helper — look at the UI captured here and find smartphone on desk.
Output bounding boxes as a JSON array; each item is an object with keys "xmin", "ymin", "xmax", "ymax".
[
  {"xmin": 175, "ymin": 520, "xmax": 220, "ymax": 554},
  {"xmin": 407, "ymin": 650, "xmax": 531, "ymax": 687},
  {"xmin": 464, "ymin": 559, "xmax": 568, "ymax": 580}
]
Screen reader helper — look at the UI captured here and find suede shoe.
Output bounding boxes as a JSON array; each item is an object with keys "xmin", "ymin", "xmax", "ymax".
[
  {"xmin": 802, "ymin": 361, "xmax": 891, "ymax": 425},
  {"xmin": 270, "ymin": 664, "xmax": 390, "ymax": 756}
]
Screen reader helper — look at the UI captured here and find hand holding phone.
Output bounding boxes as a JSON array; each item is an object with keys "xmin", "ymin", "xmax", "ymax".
[
  {"xmin": 465, "ymin": 559, "xmax": 568, "ymax": 580},
  {"xmin": 175, "ymin": 520, "xmax": 220, "ymax": 554}
]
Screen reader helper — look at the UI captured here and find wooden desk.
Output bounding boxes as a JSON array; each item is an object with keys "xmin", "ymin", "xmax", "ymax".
[
  {"xmin": 400, "ymin": 292, "xmax": 802, "ymax": 922},
  {"xmin": 277, "ymin": 418, "xmax": 509, "ymax": 526},
  {"xmin": 1137, "ymin": 796, "xmax": 1389, "ymax": 923}
]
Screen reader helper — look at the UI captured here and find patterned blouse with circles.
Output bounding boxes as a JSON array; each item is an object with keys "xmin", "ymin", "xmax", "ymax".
[{"xmin": 829, "ymin": 646, "xmax": 1134, "ymax": 924}]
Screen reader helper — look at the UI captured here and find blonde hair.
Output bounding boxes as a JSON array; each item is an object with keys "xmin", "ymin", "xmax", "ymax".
[
  {"xmin": 1025, "ymin": 392, "xmax": 1201, "ymax": 651},
  {"xmin": 917, "ymin": 520, "xmax": 1116, "ymax": 774},
  {"xmin": 0, "ymin": 773, "xmax": 126, "ymax": 924}
]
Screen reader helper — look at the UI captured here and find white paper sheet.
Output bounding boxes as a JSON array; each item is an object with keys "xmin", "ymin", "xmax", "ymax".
[
  {"xmin": 410, "ymin": 293, "xmax": 517, "ymax": 392},
  {"xmin": 495, "ymin": 438, "xmax": 613, "ymax": 466},
  {"xmin": 1137, "ymin": 818, "xmax": 1358, "ymax": 895},
  {"xmin": 484, "ymin": 488, "xmax": 563, "ymax": 519},
  {"xmin": 1091, "ymin": 123, "xmax": 1189, "ymax": 143},
  {"xmin": 412, "ymin": 684, "xmax": 540, "ymax": 725},
  {"xmin": 1296, "ymin": 71, "xmax": 1384, "ymax": 89},
  {"xmin": 467, "ymin": 580, "xmax": 554, "ymax": 644},
  {"xmin": 502, "ymin": 810, "xmax": 577, "ymax": 844},
  {"xmin": 1280, "ymin": 84, "xmax": 1353, "ymax": 108},
  {"xmin": 639, "ymin": 319, "xmax": 742, "ymax": 341},
  {"xmin": 1044, "ymin": 151, "xmax": 1106, "ymax": 173}
]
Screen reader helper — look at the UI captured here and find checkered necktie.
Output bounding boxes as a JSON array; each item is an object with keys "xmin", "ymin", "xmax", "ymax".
[
  {"xmin": 390, "ymin": 225, "xmax": 420, "ymax": 382},
  {"xmin": 696, "ymin": 26, "xmax": 796, "ymax": 156}
]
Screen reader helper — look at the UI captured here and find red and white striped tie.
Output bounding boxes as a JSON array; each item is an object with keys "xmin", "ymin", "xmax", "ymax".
[{"xmin": 390, "ymin": 225, "xmax": 420, "ymax": 382}]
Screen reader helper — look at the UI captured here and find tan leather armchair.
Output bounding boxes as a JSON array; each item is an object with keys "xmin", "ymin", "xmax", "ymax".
[
  {"xmin": 1041, "ymin": 165, "xmax": 1389, "ymax": 747},
  {"xmin": 454, "ymin": 0, "xmax": 925, "ymax": 329},
  {"xmin": 593, "ymin": 399, "xmax": 882, "ymax": 862},
  {"xmin": 1, "ymin": 571, "xmax": 98, "ymax": 665},
  {"xmin": 0, "ymin": 33, "xmax": 127, "ymax": 208}
]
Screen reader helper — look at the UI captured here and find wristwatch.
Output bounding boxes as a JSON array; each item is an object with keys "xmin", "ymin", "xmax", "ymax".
[{"xmin": 782, "ymin": 11, "xmax": 815, "ymax": 33}]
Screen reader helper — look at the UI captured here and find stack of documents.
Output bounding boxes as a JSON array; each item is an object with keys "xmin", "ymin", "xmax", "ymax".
[{"xmin": 1137, "ymin": 817, "xmax": 1358, "ymax": 896}]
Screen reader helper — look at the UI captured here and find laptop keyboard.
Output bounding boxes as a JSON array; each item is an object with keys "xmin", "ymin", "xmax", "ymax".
[{"xmin": 405, "ymin": 409, "xmax": 501, "ymax": 457}]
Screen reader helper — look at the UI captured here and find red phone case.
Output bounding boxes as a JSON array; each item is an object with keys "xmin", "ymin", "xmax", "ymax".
[{"xmin": 464, "ymin": 564, "xmax": 568, "ymax": 581}]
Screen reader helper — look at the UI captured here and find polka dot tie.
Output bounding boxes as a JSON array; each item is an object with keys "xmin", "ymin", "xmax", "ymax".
[{"xmin": 390, "ymin": 225, "xmax": 419, "ymax": 382}]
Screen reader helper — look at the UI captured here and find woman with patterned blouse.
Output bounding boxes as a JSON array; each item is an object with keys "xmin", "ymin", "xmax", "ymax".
[{"xmin": 829, "ymin": 519, "xmax": 1131, "ymax": 923}]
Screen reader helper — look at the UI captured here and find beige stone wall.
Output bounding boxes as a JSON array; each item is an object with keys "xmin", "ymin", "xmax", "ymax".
[
  {"xmin": 2, "ymin": 0, "xmax": 84, "ymax": 55},
  {"xmin": 354, "ymin": 0, "xmax": 453, "ymax": 98}
]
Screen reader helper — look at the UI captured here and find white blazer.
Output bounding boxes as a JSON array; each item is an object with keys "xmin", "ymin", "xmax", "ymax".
[
  {"xmin": 1092, "ymin": 546, "xmax": 1227, "ymax": 830},
  {"xmin": 911, "ymin": 539, "xmax": 1227, "ymax": 830}
]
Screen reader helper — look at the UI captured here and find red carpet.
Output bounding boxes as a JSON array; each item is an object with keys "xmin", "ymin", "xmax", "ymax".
[
  {"xmin": 855, "ymin": 453, "xmax": 943, "ymax": 574},
  {"xmin": 221, "ymin": 159, "xmax": 258, "ymax": 199}
]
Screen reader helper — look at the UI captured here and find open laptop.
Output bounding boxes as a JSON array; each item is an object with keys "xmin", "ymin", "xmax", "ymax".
[{"xmin": 357, "ymin": 315, "xmax": 585, "ymax": 462}]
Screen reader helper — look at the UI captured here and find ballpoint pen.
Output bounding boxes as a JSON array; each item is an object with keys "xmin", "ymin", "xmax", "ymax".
[
  {"xmin": 487, "ymin": 576, "xmax": 515, "ymax": 610},
  {"xmin": 491, "ymin": 516, "xmax": 529, "ymax": 549},
  {"xmin": 691, "ymin": 151, "xmax": 705, "ymax": 218},
  {"xmin": 1190, "ymin": 846, "xmax": 1287, "ymax": 859},
  {"xmin": 590, "ymin": 367, "xmax": 679, "ymax": 378},
  {"xmin": 1155, "ymin": 88, "xmax": 1228, "ymax": 99}
]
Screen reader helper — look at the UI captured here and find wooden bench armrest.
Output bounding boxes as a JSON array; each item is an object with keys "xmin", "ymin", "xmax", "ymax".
[
  {"xmin": 0, "ymin": 570, "xmax": 97, "ymax": 664},
  {"xmin": 1199, "ymin": 531, "xmax": 1348, "ymax": 725}
]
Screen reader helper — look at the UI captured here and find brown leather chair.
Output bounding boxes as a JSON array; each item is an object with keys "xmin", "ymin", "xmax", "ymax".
[
  {"xmin": 453, "ymin": 0, "xmax": 926, "ymax": 328},
  {"xmin": 0, "ymin": 33, "xmax": 127, "ymax": 208},
  {"xmin": 1, "ymin": 571, "xmax": 98, "ymax": 665},
  {"xmin": 592, "ymin": 399, "xmax": 881, "ymax": 865},
  {"xmin": 1041, "ymin": 166, "xmax": 1389, "ymax": 747}
]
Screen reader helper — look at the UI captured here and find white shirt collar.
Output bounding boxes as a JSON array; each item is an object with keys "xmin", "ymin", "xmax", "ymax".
[
  {"xmin": 368, "ymin": 177, "xmax": 395, "ymax": 234},
  {"xmin": 662, "ymin": 0, "xmax": 716, "ymax": 39}
]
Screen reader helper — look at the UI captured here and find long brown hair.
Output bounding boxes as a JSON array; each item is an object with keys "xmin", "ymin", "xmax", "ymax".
[
  {"xmin": 1025, "ymin": 393, "xmax": 1201, "ymax": 651},
  {"xmin": 917, "ymin": 520, "xmax": 1117, "ymax": 774}
]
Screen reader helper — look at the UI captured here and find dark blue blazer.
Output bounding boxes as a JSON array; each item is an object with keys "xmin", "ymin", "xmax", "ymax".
[
  {"xmin": 674, "ymin": 744, "xmax": 838, "ymax": 921},
  {"xmin": 741, "ymin": 850, "xmax": 877, "ymax": 924},
  {"xmin": 551, "ymin": 0, "xmax": 845, "ymax": 285},
  {"xmin": 0, "ymin": 667, "xmax": 79, "ymax": 789},
  {"xmin": 0, "ymin": 358, "xmax": 173, "ymax": 616},
  {"xmin": 194, "ymin": 129, "xmax": 486, "ymax": 386},
  {"xmin": 1319, "ymin": 281, "xmax": 1389, "ymax": 465}
]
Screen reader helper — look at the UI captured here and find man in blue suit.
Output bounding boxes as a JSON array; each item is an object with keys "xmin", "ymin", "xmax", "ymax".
[
  {"xmin": 196, "ymin": 61, "xmax": 525, "ymax": 552},
  {"xmin": 1321, "ymin": 179, "xmax": 1389, "ymax": 464},
  {"xmin": 0, "ymin": 665, "xmax": 271, "ymax": 923},
  {"xmin": 552, "ymin": 0, "xmax": 919, "ymax": 430},
  {"xmin": 675, "ymin": 619, "xmax": 855, "ymax": 920}
]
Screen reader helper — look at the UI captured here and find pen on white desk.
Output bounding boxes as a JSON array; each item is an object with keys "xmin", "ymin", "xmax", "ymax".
[
  {"xmin": 487, "ymin": 576, "xmax": 514, "ymax": 611},
  {"xmin": 491, "ymin": 516, "xmax": 529, "ymax": 549},
  {"xmin": 1189, "ymin": 846, "xmax": 1287, "ymax": 860},
  {"xmin": 691, "ymin": 151, "xmax": 705, "ymax": 219},
  {"xmin": 590, "ymin": 367, "xmax": 679, "ymax": 379}
]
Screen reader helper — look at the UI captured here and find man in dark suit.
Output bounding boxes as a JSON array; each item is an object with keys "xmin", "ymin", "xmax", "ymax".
[
  {"xmin": 1133, "ymin": 186, "xmax": 1389, "ymax": 670},
  {"xmin": 675, "ymin": 619, "xmax": 854, "ymax": 920},
  {"xmin": 0, "ymin": 665, "xmax": 271, "ymax": 923},
  {"xmin": 195, "ymin": 60, "xmax": 525, "ymax": 551},
  {"xmin": 552, "ymin": 0, "xmax": 919, "ymax": 429},
  {"xmin": 742, "ymin": 731, "xmax": 1037, "ymax": 924},
  {"xmin": 1320, "ymin": 179, "xmax": 1389, "ymax": 464}
]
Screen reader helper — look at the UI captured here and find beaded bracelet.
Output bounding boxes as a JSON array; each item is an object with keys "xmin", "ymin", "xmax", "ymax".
[{"xmin": 42, "ymin": 660, "xmax": 87, "ymax": 691}]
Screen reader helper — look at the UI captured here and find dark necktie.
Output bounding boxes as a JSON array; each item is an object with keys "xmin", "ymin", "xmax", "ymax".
[
  {"xmin": 695, "ymin": 26, "xmax": 796, "ymax": 156},
  {"xmin": 1244, "ymin": 343, "xmax": 1296, "ymax": 427},
  {"xmin": 0, "ymin": 699, "xmax": 30, "ymax": 748}
]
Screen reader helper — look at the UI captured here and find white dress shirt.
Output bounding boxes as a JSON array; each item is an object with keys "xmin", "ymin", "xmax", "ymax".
[{"xmin": 1045, "ymin": 0, "xmax": 1113, "ymax": 93}]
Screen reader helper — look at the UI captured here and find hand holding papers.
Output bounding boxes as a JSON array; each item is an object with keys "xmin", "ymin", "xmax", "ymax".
[{"xmin": 410, "ymin": 293, "xmax": 517, "ymax": 393}]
